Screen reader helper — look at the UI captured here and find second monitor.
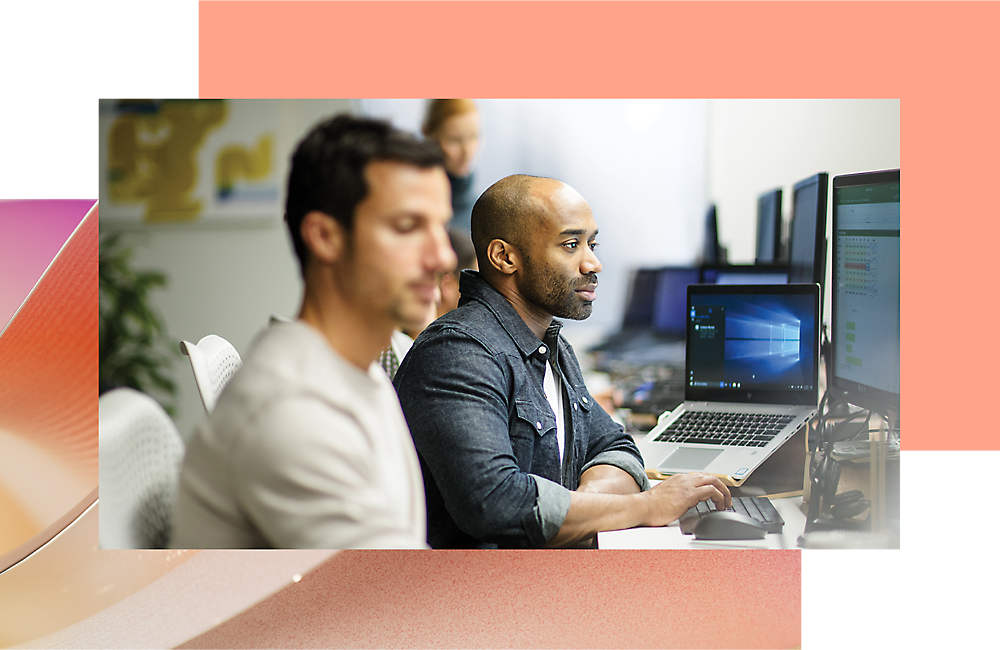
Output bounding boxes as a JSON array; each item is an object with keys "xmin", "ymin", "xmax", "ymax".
[{"xmin": 755, "ymin": 188, "xmax": 783, "ymax": 264}]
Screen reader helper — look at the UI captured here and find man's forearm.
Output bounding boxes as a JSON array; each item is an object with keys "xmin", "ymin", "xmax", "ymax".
[
  {"xmin": 542, "ymin": 466, "xmax": 644, "ymax": 548},
  {"xmin": 544, "ymin": 490, "xmax": 649, "ymax": 548},
  {"xmin": 575, "ymin": 464, "xmax": 642, "ymax": 496},
  {"xmin": 544, "ymin": 471, "xmax": 733, "ymax": 548}
]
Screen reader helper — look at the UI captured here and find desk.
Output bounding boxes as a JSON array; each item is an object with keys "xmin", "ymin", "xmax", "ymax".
[
  {"xmin": 598, "ymin": 495, "xmax": 808, "ymax": 550},
  {"xmin": 598, "ymin": 491, "xmax": 900, "ymax": 549}
]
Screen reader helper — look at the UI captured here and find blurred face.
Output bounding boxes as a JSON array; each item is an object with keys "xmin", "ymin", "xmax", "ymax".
[
  {"xmin": 337, "ymin": 161, "xmax": 456, "ymax": 331},
  {"xmin": 436, "ymin": 255, "xmax": 477, "ymax": 318},
  {"xmin": 517, "ymin": 182, "xmax": 603, "ymax": 321},
  {"xmin": 432, "ymin": 110, "xmax": 481, "ymax": 177}
]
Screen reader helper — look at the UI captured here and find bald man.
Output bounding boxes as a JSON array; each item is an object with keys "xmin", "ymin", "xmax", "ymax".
[{"xmin": 394, "ymin": 174, "xmax": 731, "ymax": 549}]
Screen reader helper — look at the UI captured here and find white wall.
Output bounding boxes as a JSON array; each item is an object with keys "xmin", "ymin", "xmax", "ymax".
[
  {"xmin": 104, "ymin": 99, "xmax": 899, "ymax": 438},
  {"xmin": 709, "ymin": 99, "xmax": 900, "ymax": 263}
]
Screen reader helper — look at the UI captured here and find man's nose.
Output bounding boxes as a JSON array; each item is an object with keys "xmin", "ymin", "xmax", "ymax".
[
  {"xmin": 428, "ymin": 227, "xmax": 457, "ymax": 273},
  {"xmin": 581, "ymin": 246, "xmax": 602, "ymax": 275}
]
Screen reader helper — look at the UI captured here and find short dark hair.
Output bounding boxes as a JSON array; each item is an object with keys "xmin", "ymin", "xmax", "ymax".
[{"xmin": 285, "ymin": 114, "xmax": 445, "ymax": 275}]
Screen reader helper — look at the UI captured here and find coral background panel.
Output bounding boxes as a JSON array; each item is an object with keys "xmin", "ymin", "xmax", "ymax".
[
  {"xmin": 0, "ymin": 200, "xmax": 92, "ymax": 333},
  {"xmin": 179, "ymin": 550, "xmax": 800, "ymax": 649}
]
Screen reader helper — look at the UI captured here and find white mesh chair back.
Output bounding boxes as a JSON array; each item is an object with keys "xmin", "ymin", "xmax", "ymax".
[
  {"xmin": 99, "ymin": 387, "xmax": 185, "ymax": 549},
  {"xmin": 179, "ymin": 334, "xmax": 242, "ymax": 414}
]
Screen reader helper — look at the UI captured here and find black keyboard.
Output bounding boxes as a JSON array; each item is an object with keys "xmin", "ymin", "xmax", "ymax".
[
  {"xmin": 653, "ymin": 411, "xmax": 794, "ymax": 447},
  {"xmin": 679, "ymin": 496, "xmax": 785, "ymax": 535}
]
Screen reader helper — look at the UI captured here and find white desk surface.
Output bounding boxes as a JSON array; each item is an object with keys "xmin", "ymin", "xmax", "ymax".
[{"xmin": 598, "ymin": 495, "xmax": 808, "ymax": 550}]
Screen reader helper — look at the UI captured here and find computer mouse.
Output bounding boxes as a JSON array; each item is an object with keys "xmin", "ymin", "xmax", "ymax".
[{"xmin": 693, "ymin": 510, "xmax": 769, "ymax": 540}]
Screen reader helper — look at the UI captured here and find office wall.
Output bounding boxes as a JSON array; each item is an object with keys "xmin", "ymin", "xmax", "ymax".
[
  {"xmin": 706, "ymin": 99, "xmax": 901, "ymax": 321},
  {"xmin": 708, "ymin": 100, "xmax": 900, "ymax": 265},
  {"xmin": 106, "ymin": 100, "xmax": 355, "ymax": 441}
]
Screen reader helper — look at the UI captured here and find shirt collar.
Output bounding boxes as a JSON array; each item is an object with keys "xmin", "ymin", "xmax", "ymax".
[{"xmin": 458, "ymin": 270, "xmax": 563, "ymax": 360}]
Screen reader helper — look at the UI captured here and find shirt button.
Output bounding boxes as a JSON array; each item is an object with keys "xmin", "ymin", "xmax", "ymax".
[
  {"xmin": 535, "ymin": 421, "xmax": 542, "ymax": 430},
  {"xmin": 573, "ymin": 403, "xmax": 579, "ymax": 411},
  {"xmin": 538, "ymin": 345, "xmax": 547, "ymax": 355},
  {"xmin": 582, "ymin": 396, "xmax": 589, "ymax": 404}
]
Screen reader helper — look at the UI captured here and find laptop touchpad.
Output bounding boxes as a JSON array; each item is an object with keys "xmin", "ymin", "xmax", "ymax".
[{"xmin": 659, "ymin": 447, "xmax": 724, "ymax": 471}]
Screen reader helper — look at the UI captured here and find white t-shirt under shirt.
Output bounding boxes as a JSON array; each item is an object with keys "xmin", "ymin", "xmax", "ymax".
[
  {"xmin": 170, "ymin": 321, "xmax": 427, "ymax": 549},
  {"xmin": 542, "ymin": 361, "xmax": 566, "ymax": 463}
]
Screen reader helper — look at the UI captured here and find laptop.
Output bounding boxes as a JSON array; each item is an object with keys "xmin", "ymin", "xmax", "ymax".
[{"xmin": 636, "ymin": 283, "xmax": 820, "ymax": 487}]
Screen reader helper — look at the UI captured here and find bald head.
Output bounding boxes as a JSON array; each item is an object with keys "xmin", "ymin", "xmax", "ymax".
[
  {"xmin": 471, "ymin": 174, "xmax": 581, "ymax": 272},
  {"xmin": 469, "ymin": 174, "xmax": 602, "ymax": 336}
]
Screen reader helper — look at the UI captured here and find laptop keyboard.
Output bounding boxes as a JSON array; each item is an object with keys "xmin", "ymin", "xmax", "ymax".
[
  {"xmin": 679, "ymin": 496, "xmax": 785, "ymax": 534},
  {"xmin": 652, "ymin": 411, "xmax": 794, "ymax": 447}
]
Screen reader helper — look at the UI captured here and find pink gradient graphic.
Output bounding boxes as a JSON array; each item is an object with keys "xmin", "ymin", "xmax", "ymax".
[{"xmin": 0, "ymin": 200, "xmax": 93, "ymax": 332}]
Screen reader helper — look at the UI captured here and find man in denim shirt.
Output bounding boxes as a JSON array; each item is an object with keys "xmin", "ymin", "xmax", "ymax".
[{"xmin": 394, "ymin": 175, "xmax": 731, "ymax": 548}]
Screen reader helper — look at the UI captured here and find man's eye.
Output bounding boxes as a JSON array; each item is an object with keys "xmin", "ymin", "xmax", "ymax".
[
  {"xmin": 395, "ymin": 219, "xmax": 417, "ymax": 232},
  {"xmin": 564, "ymin": 241, "xmax": 578, "ymax": 250},
  {"xmin": 589, "ymin": 241, "xmax": 599, "ymax": 251}
]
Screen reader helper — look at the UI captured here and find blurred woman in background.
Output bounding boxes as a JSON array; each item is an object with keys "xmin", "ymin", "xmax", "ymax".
[{"xmin": 422, "ymin": 99, "xmax": 481, "ymax": 232}]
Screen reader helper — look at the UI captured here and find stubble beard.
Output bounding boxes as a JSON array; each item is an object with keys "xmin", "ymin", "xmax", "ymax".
[{"xmin": 521, "ymin": 257, "xmax": 596, "ymax": 321}]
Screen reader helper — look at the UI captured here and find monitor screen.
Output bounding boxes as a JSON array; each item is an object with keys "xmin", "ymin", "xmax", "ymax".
[
  {"xmin": 788, "ymin": 173, "xmax": 829, "ymax": 290},
  {"xmin": 686, "ymin": 283, "xmax": 819, "ymax": 405},
  {"xmin": 830, "ymin": 169, "xmax": 900, "ymax": 411},
  {"xmin": 620, "ymin": 268, "xmax": 661, "ymax": 330},
  {"xmin": 755, "ymin": 189, "xmax": 783, "ymax": 264},
  {"xmin": 651, "ymin": 267, "xmax": 702, "ymax": 338}
]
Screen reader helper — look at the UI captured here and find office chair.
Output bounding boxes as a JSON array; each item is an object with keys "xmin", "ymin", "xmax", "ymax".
[
  {"xmin": 98, "ymin": 387, "xmax": 185, "ymax": 549},
  {"xmin": 179, "ymin": 334, "xmax": 242, "ymax": 414}
]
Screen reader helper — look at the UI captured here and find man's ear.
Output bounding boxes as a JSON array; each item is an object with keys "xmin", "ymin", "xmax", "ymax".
[
  {"xmin": 300, "ymin": 211, "xmax": 344, "ymax": 264},
  {"xmin": 486, "ymin": 239, "xmax": 521, "ymax": 276}
]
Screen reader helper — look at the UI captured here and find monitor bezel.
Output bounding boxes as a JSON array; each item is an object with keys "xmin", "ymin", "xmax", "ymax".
[
  {"xmin": 829, "ymin": 168, "xmax": 900, "ymax": 412},
  {"xmin": 788, "ymin": 172, "xmax": 829, "ymax": 288}
]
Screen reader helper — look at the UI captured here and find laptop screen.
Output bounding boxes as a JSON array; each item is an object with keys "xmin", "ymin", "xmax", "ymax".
[{"xmin": 686, "ymin": 284, "xmax": 819, "ymax": 405}]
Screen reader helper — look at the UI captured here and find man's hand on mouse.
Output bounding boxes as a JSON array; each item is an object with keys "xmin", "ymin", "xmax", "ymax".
[{"xmin": 640, "ymin": 472, "xmax": 732, "ymax": 527}]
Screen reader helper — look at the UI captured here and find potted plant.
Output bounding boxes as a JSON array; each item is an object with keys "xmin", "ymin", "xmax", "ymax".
[{"xmin": 98, "ymin": 233, "xmax": 178, "ymax": 415}]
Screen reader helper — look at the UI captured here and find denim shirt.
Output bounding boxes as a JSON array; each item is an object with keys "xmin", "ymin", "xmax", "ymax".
[{"xmin": 394, "ymin": 270, "xmax": 650, "ymax": 548}]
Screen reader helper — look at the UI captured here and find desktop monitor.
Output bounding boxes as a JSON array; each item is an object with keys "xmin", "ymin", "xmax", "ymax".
[
  {"xmin": 755, "ymin": 188, "xmax": 783, "ymax": 264},
  {"xmin": 830, "ymin": 169, "xmax": 900, "ymax": 412},
  {"xmin": 651, "ymin": 266, "xmax": 702, "ymax": 339},
  {"xmin": 788, "ymin": 173, "xmax": 829, "ymax": 289},
  {"xmin": 620, "ymin": 268, "xmax": 661, "ymax": 330},
  {"xmin": 701, "ymin": 204, "xmax": 723, "ymax": 264}
]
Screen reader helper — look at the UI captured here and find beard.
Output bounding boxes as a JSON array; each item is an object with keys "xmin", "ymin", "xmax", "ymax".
[{"xmin": 520, "ymin": 257, "xmax": 597, "ymax": 321}]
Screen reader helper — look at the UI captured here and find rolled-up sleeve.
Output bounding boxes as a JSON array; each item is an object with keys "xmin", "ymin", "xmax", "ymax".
[
  {"xmin": 395, "ymin": 327, "xmax": 571, "ymax": 547},
  {"xmin": 576, "ymin": 381, "xmax": 651, "ymax": 493}
]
